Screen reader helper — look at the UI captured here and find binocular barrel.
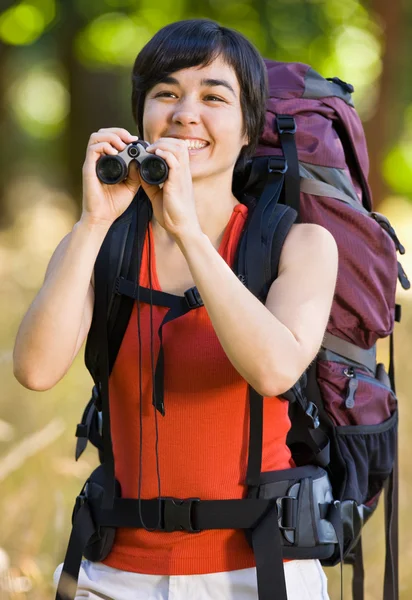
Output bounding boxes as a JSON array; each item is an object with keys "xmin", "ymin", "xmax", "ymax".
[{"xmin": 96, "ymin": 141, "xmax": 169, "ymax": 186}]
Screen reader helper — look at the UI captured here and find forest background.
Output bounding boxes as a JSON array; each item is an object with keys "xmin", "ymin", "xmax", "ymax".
[{"xmin": 0, "ymin": 0, "xmax": 411, "ymax": 598}]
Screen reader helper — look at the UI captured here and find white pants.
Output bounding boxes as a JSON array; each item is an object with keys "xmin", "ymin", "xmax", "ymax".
[{"xmin": 54, "ymin": 559, "xmax": 329, "ymax": 600}]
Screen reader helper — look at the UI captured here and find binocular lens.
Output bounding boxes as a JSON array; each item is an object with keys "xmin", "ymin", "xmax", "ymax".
[
  {"xmin": 96, "ymin": 156, "xmax": 126, "ymax": 184},
  {"xmin": 140, "ymin": 156, "xmax": 168, "ymax": 185}
]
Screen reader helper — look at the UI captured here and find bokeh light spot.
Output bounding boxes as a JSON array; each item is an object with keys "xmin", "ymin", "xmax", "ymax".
[
  {"xmin": 75, "ymin": 13, "xmax": 151, "ymax": 67},
  {"xmin": 8, "ymin": 69, "xmax": 69, "ymax": 139},
  {"xmin": 0, "ymin": 3, "xmax": 45, "ymax": 46}
]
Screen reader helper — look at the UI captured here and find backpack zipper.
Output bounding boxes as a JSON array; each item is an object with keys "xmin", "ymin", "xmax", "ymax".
[
  {"xmin": 343, "ymin": 367, "xmax": 394, "ymax": 409},
  {"xmin": 343, "ymin": 367, "xmax": 358, "ymax": 408}
]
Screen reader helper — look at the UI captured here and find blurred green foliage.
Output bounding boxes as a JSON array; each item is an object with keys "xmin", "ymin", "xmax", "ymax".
[{"xmin": 1, "ymin": 0, "xmax": 412, "ymax": 598}]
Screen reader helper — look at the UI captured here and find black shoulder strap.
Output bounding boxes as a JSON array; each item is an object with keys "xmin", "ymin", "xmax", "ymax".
[
  {"xmin": 84, "ymin": 189, "xmax": 151, "ymax": 383},
  {"xmin": 233, "ymin": 161, "xmax": 297, "ymax": 487},
  {"xmin": 235, "ymin": 158, "xmax": 297, "ymax": 301}
]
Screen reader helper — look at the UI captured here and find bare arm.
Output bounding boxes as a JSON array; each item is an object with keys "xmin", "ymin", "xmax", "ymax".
[
  {"xmin": 177, "ymin": 222, "xmax": 338, "ymax": 397},
  {"xmin": 13, "ymin": 127, "xmax": 141, "ymax": 391},
  {"xmin": 13, "ymin": 220, "xmax": 109, "ymax": 390}
]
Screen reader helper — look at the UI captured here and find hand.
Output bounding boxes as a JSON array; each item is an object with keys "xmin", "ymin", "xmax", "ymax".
[
  {"xmin": 81, "ymin": 128, "xmax": 142, "ymax": 228},
  {"xmin": 140, "ymin": 138, "xmax": 202, "ymax": 240}
]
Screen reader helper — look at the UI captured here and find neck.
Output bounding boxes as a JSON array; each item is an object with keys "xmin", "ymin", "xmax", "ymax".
[
  {"xmin": 192, "ymin": 170, "xmax": 239, "ymax": 241},
  {"xmin": 153, "ymin": 170, "xmax": 240, "ymax": 248}
]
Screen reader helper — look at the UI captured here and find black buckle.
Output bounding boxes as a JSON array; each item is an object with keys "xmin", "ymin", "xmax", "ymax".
[
  {"xmin": 75, "ymin": 423, "xmax": 88, "ymax": 438},
  {"xmin": 268, "ymin": 156, "xmax": 288, "ymax": 174},
  {"xmin": 276, "ymin": 496, "xmax": 297, "ymax": 530},
  {"xmin": 162, "ymin": 497, "xmax": 200, "ymax": 533},
  {"xmin": 72, "ymin": 489, "xmax": 88, "ymax": 522},
  {"xmin": 184, "ymin": 286, "xmax": 203, "ymax": 309},
  {"xmin": 305, "ymin": 401, "xmax": 320, "ymax": 429},
  {"xmin": 276, "ymin": 115, "xmax": 297, "ymax": 135}
]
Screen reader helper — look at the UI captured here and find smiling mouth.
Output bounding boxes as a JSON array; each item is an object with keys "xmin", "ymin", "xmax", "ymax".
[{"xmin": 183, "ymin": 139, "xmax": 209, "ymax": 150}]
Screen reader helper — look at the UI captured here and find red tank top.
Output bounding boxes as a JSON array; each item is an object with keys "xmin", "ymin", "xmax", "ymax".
[{"xmin": 103, "ymin": 203, "xmax": 293, "ymax": 575}]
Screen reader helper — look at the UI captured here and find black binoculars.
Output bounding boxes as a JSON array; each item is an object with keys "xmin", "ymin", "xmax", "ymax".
[{"xmin": 96, "ymin": 140, "xmax": 169, "ymax": 186}]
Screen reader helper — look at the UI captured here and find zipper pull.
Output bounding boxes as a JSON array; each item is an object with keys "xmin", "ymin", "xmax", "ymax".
[
  {"xmin": 371, "ymin": 212, "xmax": 406, "ymax": 254},
  {"xmin": 344, "ymin": 367, "xmax": 358, "ymax": 408},
  {"xmin": 398, "ymin": 261, "xmax": 411, "ymax": 290}
]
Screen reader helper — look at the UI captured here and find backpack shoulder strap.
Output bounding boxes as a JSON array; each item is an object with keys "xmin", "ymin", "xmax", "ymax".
[
  {"xmin": 235, "ymin": 158, "xmax": 297, "ymax": 302},
  {"xmin": 84, "ymin": 189, "xmax": 152, "ymax": 384}
]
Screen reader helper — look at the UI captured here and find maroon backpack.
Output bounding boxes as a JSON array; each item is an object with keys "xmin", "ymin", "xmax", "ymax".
[
  {"xmin": 61, "ymin": 61, "xmax": 409, "ymax": 600},
  {"xmin": 234, "ymin": 59, "xmax": 409, "ymax": 599}
]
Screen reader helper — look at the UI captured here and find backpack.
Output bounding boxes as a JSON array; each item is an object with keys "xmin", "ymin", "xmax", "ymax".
[{"xmin": 57, "ymin": 60, "xmax": 410, "ymax": 600}]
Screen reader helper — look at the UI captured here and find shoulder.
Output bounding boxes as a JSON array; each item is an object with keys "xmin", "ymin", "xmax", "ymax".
[{"xmin": 278, "ymin": 222, "xmax": 338, "ymax": 274}]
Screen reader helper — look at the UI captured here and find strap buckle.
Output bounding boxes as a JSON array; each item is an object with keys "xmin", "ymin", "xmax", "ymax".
[
  {"xmin": 162, "ymin": 497, "xmax": 200, "ymax": 533},
  {"xmin": 276, "ymin": 115, "xmax": 297, "ymax": 135},
  {"xmin": 268, "ymin": 156, "xmax": 288, "ymax": 174},
  {"xmin": 184, "ymin": 287, "xmax": 204, "ymax": 309},
  {"xmin": 305, "ymin": 401, "xmax": 320, "ymax": 429},
  {"xmin": 72, "ymin": 486, "xmax": 88, "ymax": 522},
  {"xmin": 276, "ymin": 496, "xmax": 297, "ymax": 530}
]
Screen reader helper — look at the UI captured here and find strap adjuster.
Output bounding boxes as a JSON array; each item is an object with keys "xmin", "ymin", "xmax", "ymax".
[
  {"xmin": 268, "ymin": 157, "xmax": 288, "ymax": 174},
  {"xmin": 72, "ymin": 488, "xmax": 88, "ymax": 522},
  {"xmin": 162, "ymin": 497, "xmax": 200, "ymax": 533},
  {"xmin": 276, "ymin": 496, "xmax": 297, "ymax": 530},
  {"xmin": 184, "ymin": 287, "xmax": 203, "ymax": 309},
  {"xmin": 75, "ymin": 424, "xmax": 88, "ymax": 438},
  {"xmin": 305, "ymin": 401, "xmax": 320, "ymax": 429},
  {"xmin": 276, "ymin": 115, "xmax": 297, "ymax": 135}
]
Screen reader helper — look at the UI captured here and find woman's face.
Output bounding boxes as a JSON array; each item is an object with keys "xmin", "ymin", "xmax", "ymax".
[{"xmin": 142, "ymin": 55, "xmax": 248, "ymax": 182}]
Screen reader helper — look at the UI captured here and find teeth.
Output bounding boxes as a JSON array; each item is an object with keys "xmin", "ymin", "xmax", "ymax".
[{"xmin": 183, "ymin": 139, "xmax": 208, "ymax": 150}]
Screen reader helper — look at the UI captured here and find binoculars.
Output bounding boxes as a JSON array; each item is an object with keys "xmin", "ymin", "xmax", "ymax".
[{"xmin": 96, "ymin": 140, "xmax": 169, "ymax": 186}]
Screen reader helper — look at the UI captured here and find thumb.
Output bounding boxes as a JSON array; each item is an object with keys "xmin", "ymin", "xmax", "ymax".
[
  {"xmin": 123, "ymin": 160, "xmax": 143, "ymax": 194},
  {"xmin": 138, "ymin": 173, "xmax": 163, "ymax": 206}
]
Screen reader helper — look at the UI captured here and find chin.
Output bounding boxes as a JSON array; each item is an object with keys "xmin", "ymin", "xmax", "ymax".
[{"xmin": 190, "ymin": 164, "xmax": 234, "ymax": 182}]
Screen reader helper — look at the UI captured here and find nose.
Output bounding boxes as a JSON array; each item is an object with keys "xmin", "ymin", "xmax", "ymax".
[{"xmin": 171, "ymin": 97, "xmax": 200, "ymax": 126}]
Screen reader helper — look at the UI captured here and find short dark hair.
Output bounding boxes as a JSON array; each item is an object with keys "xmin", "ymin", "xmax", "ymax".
[{"xmin": 131, "ymin": 19, "xmax": 268, "ymax": 168}]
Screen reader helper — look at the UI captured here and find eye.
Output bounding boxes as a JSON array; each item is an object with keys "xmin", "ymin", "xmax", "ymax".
[
  {"xmin": 154, "ymin": 91, "xmax": 177, "ymax": 98},
  {"xmin": 204, "ymin": 95, "xmax": 224, "ymax": 102}
]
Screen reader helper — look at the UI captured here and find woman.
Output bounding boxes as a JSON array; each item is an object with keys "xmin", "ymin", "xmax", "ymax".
[{"xmin": 13, "ymin": 19, "xmax": 338, "ymax": 600}]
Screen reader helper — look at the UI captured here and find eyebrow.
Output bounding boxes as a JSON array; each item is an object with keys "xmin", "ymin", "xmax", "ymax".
[{"xmin": 157, "ymin": 75, "xmax": 237, "ymax": 97}]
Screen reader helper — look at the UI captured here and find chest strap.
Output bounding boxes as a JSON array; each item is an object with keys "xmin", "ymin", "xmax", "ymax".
[{"xmin": 115, "ymin": 277, "xmax": 204, "ymax": 415}]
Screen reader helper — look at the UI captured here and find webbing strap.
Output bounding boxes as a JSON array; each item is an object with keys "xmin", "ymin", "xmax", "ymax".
[
  {"xmin": 75, "ymin": 397, "xmax": 94, "ymax": 461},
  {"xmin": 352, "ymin": 537, "xmax": 365, "ymax": 600},
  {"xmin": 153, "ymin": 294, "xmax": 203, "ymax": 415},
  {"xmin": 299, "ymin": 177, "xmax": 368, "ymax": 213},
  {"xmin": 94, "ymin": 496, "xmax": 276, "ymax": 529},
  {"xmin": 55, "ymin": 503, "xmax": 96, "ymax": 600},
  {"xmin": 383, "ymin": 448, "xmax": 399, "ymax": 599},
  {"xmin": 251, "ymin": 508, "xmax": 288, "ymax": 600},
  {"xmin": 115, "ymin": 277, "xmax": 204, "ymax": 415},
  {"xmin": 94, "ymin": 227, "xmax": 115, "ymax": 509},
  {"xmin": 276, "ymin": 115, "xmax": 300, "ymax": 216},
  {"xmin": 246, "ymin": 388, "xmax": 264, "ymax": 488},
  {"xmin": 389, "ymin": 332, "xmax": 396, "ymax": 395},
  {"xmin": 383, "ymin": 309, "xmax": 399, "ymax": 599},
  {"xmin": 327, "ymin": 501, "xmax": 344, "ymax": 600},
  {"xmin": 322, "ymin": 332, "xmax": 376, "ymax": 373}
]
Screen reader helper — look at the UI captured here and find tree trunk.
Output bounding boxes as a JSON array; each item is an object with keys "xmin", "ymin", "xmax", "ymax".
[
  {"xmin": 56, "ymin": 3, "xmax": 130, "ymax": 210},
  {"xmin": 363, "ymin": 0, "xmax": 403, "ymax": 209}
]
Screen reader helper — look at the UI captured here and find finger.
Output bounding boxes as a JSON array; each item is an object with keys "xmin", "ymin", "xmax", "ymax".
[
  {"xmin": 147, "ymin": 138, "xmax": 189, "ymax": 156},
  {"xmin": 83, "ymin": 142, "xmax": 119, "ymax": 176},
  {"xmin": 89, "ymin": 133, "xmax": 129, "ymax": 152},
  {"xmin": 148, "ymin": 142, "xmax": 189, "ymax": 169},
  {"xmin": 96, "ymin": 128, "xmax": 139, "ymax": 143},
  {"xmin": 87, "ymin": 142, "xmax": 120, "ymax": 157},
  {"xmin": 154, "ymin": 148, "xmax": 180, "ymax": 170}
]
